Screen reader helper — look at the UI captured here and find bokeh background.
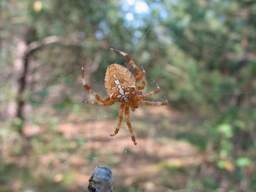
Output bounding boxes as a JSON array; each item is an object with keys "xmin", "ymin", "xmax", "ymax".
[{"xmin": 0, "ymin": 0, "xmax": 256, "ymax": 191}]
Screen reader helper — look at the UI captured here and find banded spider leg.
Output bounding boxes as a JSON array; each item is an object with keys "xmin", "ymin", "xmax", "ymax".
[
  {"xmin": 81, "ymin": 64, "xmax": 116, "ymax": 106},
  {"xmin": 143, "ymin": 81, "xmax": 168, "ymax": 106},
  {"xmin": 110, "ymin": 48, "xmax": 146, "ymax": 90},
  {"xmin": 124, "ymin": 105, "xmax": 137, "ymax": 145},
  {"xmin": 110, "ymin": 103, "xmax": 125, "ymax": 136}
]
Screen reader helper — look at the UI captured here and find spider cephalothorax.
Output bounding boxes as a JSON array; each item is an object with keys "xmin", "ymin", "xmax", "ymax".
[{"xmin": 81, "ymin": 48, "xmax": 167, "ymax": 145}]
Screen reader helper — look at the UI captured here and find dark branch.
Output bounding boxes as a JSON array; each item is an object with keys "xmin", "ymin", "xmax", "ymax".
[
  {"xmin": 16, "ymin": 35, "xmax": 82, "ymax": 123},
  {"xmin": 26, "ymin": 35, "xmax": 82, "ymax": 56}
]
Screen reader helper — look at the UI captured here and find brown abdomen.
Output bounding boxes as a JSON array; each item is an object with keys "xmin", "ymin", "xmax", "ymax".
[{"xmin": 104, "ymin": 64, "xmax": 135, "ymax": 96}]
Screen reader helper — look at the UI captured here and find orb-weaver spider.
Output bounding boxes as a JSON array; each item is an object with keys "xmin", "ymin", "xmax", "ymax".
[{"xmin": 81, "ymin": 48, "xmax": 167, "ymax": 145}]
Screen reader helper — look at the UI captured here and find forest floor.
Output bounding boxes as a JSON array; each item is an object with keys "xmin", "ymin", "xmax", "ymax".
[{"xmin": 1, "ymin": 105, "xmax": 206, "ymax": 192}]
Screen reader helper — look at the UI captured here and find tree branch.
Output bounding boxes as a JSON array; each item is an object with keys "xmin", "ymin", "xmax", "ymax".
[
  {"xmin": 16, "ymin": 35, "xmax": 82, "ymax": 122},
  {"xmin": 26, "ymin": 35, "xmax": 82, "ymax": 56}
]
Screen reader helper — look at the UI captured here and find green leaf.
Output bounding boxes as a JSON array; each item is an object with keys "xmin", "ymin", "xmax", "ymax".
[
  {"xmin": 218, "ymin": 124, "xmax": 233, "ymax": 138},
  {"xmin": 236, "ymin": 157, "xmax": 252, "ymax": 168}
]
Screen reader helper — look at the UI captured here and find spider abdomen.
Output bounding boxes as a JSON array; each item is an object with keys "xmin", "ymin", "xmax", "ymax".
[{"xmin": 104, "ymin": 64, "xmax": 135, "ymax": 97}]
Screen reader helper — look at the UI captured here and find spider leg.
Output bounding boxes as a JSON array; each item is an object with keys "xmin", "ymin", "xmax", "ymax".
[
  {"xmin": 124, "ymin": 105, "xmax": 137, "ymax": 145},
  {"xmin": 143, "ymin": 82, "xmax": 161, "ymax": 97},
  {"xmin": 142, "ymin": 99, "xmax": 168, "ymax": 106},
  {"xmin": 110, "ymin": 48, "xmax": 146, "ymax": 90},
  {"xmin": 110, "ymin": 103, "xmax": 124, "ymax": 136},
  {"xmin": 143, "ymin": 79, "xmax": 164, "ymax": 98},
  {"xmin": 143, "ymin": 88, "xmax": 161, "ymax": 97},
  {"xmin": 96, "ymin": 96, "xmax": 116, "ymax": 106},
  {"xmin": 81, "ymin": 65, "xmax": 116, "ymax": 106}
]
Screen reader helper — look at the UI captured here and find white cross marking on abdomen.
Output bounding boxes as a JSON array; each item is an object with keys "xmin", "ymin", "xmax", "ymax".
[{"xmin": 114, "ymin": 79, "xmax": 128, "ymax": 102}]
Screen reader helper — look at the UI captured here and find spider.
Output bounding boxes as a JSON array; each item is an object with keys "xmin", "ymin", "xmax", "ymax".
[{"xmin": 81, "ymin": 48, "xmax": 168, "ymax": 145}]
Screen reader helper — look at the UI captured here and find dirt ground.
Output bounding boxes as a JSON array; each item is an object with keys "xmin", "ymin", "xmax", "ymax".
[{"xmin": 2, "ymin": 106, "xmax": 203, "ymax": 191}]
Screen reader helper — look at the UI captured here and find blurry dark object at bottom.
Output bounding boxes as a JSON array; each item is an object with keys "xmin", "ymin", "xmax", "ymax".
[{"xmin": 88, "ymin": 166, "xmax": 113, "ymax": 192}]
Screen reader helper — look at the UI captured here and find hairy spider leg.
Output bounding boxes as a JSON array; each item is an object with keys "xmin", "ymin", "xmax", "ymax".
[
  {"xmin": 143, "ymin": 88, "xmax": 161, "ymax": 97},
  {"xmin": 81, "ymin": 65, "xmax": 116, "ymax": 106},
  {"xmin": 142, "ymin": 100, "xmax": 168, "ymax": 106},
  {"xmin": 143, "ymin": 82, "xmax": 161, "ymax": 97},
  {"xmin": 143, "ymin": 80, "xmax": 164, "ymax": 97},
  {"xmin": 110, "ymin": 103, "xmax": 125, "ymax": 136},
  {"xmin": 124, "ymin": 106, "xmax": 137, "ymax": 145},
  {"xmin": 110, "ymin": 48, "xmax": 146, "ymax": 90}
]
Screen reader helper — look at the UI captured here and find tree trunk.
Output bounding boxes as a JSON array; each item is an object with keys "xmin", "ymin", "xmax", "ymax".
[
  {"xmin": 16, "ymin": 51, "xmax": 30, "ymax": 121},
  {"xmin": 13, "ymin": 32, "xmax": 82, "ymax": 133}
]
